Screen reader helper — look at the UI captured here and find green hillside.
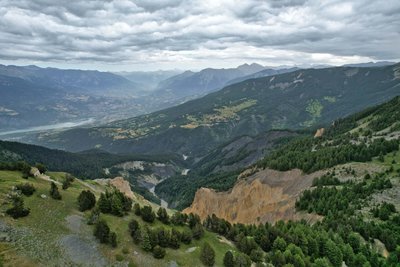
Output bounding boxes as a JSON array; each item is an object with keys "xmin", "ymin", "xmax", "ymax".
[
  {"xmin": 0, "ymin": 140, "xmax": 184, "ymax": 179},
  {"xmin": 156, "ymin": 96, "xmax": 400, "ymax": 212},
  {"xmin": 38, "ymin": 63, "xmax": 400, "ymax": 157},
  {"xmin": 0, "ymin": 169, "xmax": 237, "ymax": 266}
]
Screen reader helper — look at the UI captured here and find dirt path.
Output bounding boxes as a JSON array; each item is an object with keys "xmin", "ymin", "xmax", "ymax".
[{"xmin": 60, "ymin": 214, "xmax": 108, "ymax": 266}]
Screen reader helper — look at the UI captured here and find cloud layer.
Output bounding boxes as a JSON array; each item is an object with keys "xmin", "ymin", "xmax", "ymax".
[{"xmin": 0, "ymin": 0, "xmax": 399, "ymax": 70}]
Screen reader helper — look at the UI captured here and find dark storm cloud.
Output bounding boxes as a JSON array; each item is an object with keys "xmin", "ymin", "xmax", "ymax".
[{"xmin": 0, "ymin": 0, "xmax": 399, "ymax": 70}]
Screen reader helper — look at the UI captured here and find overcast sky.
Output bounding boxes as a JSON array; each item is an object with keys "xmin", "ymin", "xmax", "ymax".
[{"xmin": 0, "ymin": 0, "xmax": 399, "ymax": 71}]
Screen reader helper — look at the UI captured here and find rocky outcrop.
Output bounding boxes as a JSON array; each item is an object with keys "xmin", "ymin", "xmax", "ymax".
[
  {"xmin": 95, "ymin": 177, "xmax": 136, "ymax": 200},
  {"xmin": 314, "ymin": 128, "xmax": 325, "ymax": 138},
  {"xmin": 183, "ymin": 168, "xmax": 323, "ymax": 224}
]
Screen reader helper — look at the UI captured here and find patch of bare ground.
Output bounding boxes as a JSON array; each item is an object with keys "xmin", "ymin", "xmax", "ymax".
[{"xmin": 184, "ymin": 168, "xmax": 324, "ymax": 224}]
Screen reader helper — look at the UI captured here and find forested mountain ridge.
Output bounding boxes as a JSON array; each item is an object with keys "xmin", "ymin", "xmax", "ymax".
[
  {"xmin": 0, "ymin": 64, "xmax": 140, "ymax": 96},
  {"xmin": 158, "ymin": 95, "xmax": 400, "ymax": 212},
  {"xmin": 38, "ymin": 63, "xmax": 400, "ymax": 155},
  {"xmin": 182, "ymin": 95, "xmax": 400, "ymax": 265}
]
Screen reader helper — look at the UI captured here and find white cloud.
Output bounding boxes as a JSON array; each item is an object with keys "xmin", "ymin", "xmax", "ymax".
[{"xmin": 0, "ymin": 0, "xmax": 399, "ymax": 71}]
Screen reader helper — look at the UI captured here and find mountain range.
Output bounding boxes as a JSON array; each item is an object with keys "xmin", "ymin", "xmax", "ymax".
[
  {"xmin": 35, "ymin": 63, "xmax": 400, "ymax": 158},
  {"xmin": 1, "ymin": 62, "xmax": 400, "ymax": 267}
]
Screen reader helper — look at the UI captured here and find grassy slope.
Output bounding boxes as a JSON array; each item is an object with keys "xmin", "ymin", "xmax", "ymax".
[{"xmin": 0, "ymin": 170, "xmax": 235, "ymax": 266}]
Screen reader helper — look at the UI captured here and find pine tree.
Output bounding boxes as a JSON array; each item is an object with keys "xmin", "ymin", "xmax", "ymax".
[
  {"xmin": 78, "ymin": 190, "xmax": 96, "ymax": 211},
  {"xmin": 200, "ymin": 242, "xmax": 215, "ymax": 267},
  {"xmin": 234, "ymin": 253, "xmax": 251, "ymax": 267},
  {"xmin": 141, "ymin": 227, "xmax": 152, "ymax": 252},
  {"xmin": 6, "ymin": 196, "xmax": 30, "ymax": 219},
  {"xmin": 128, "ymin": 219, "xmax": 140, "ymax": 237},
  {"xmin": 324, "ymin": 240, "xmax": 343, "ymax": 267},
  {"xmin": 192, "ymin": 223, "xmax": 205, "ymax": 240},
  {"xmin": 94, "ymin": 220, "xmax": 110, "ymax": 243},
  {"xmin": 169, "ymin": 230, "xmax": 180, "ymax": 249},
  {"xmin": 181, "ymin": 228, "xmax": 192, "ymax": 244},
  {"xmin": 98, "ymin": 193, "xmax": 111, "ymax": 213},
  {"xmin": 223, "ymin": 251, "xmax": 235, "ymax": 267},
  {"xmin": 134, "ymin": 203, "xmax": 141, "ymax": 215},
  {"xmin": 132, "ymin": 229, "xmax": 142, "ymax": 244},
  {"xmin": 157, "ymin": 207, "xmax": 169, "ymax": 224},
  {"xmin": 50, "ymin": 182, "xmax": 61, "ymax": 200},
  {"xmin": 141, "ymin": 206, "xmax": 156, "ymax": 223},
  {"xmin": 110, "ymin": 194, "xmax": 123, "ymax": 216}
]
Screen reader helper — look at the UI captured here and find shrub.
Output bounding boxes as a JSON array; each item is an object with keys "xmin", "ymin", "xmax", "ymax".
[
  {"xmin": 200, "ymin": 242, "xmax": 215, "ymax": 267},
  {"xmin": 50, "ymin": 182, "xmax": 61, "ymax": 200},
  {"xmin": 94, "ymin": 220, "xmax": 110, "ymax": 243},
  {"xmin": 15, "ymin": 183, "xmax": 35, "ymax": 196},
  {"xmin": 6, "ymin": 196, "xmax": 30, "ymax": 219},
  {"xmin": 141, "ymin": 206, "xmax": 156, "ymax": 223},
  {"xmin": 35, "ymin": 163, "xmax": 47, "ymax": 174},
  {"xmin": 157, "ymin": 207, "xmax": 169, "ymax": 224},
  {"xmin": 62, "ymin": 174, "xmax": 75, "ymax": 190},
  {"xmin": 115, "ymin": 254, "xmax": 124, "ymax": 262},
  {"xmin": 78, "ymin": 190, "xmax": 96, "ymax": 211},
  {"xmin": 152, "ymin": 245, "xmax": 166, "ymax": 259}
]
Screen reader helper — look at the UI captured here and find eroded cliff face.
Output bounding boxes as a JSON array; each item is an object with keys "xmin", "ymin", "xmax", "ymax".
[
  {"xmin": 183, "ymin": 168, "xmax": 323, "ymax": 224},
  {"xmin": 95, "ymin": 177, "xmax": 136, "ymax": 200}
]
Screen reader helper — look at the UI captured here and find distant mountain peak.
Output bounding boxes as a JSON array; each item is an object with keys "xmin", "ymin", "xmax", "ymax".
[{"xmin": 237, "ymin": 63, "xmax": 265, "ymax": 74}]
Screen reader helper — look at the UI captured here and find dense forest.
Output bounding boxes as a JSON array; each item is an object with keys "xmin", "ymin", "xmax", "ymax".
[
  {"xmin": 0, "ymin": 140, "xmax": 182, "ymax": 179},
  {"xmin": 155, "ymin": 170, "xmax": 240, "ymax": 210},
  {"xmin": 258, "ymin": 96, "xmax": 400, "ymax": 173},
  {"xmin": 258, "ymin": 137, "xmax": 399, "ymax": 173},
  {"xmin": 204, "ymin": 213, "xmax": 400, "ymax": 266}
]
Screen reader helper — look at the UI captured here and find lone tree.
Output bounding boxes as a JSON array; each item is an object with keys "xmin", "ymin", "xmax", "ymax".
[
  {"xmin": 62, "ymin": 174, "xmax": 75, "ymax": 190},
  {"xmin": 50, "ymin": 182, "xmax": 61, "ymax": 200},
  {"xmin": 200, "ymin": 242, "xmax": 215, "ymax": 267},
  {"xmin": 78, "ymin": 190, "xmax": 96, "ymax": 211},
  {"xmin": 6, "ymin": 195, "xmax": 30, "ymax": 219},
  {"xmin": 94, "ymin": 220, "xmax": 110, "ymax": 243}
]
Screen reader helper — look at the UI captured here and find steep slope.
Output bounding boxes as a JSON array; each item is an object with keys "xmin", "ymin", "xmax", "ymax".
[
  {"xmin": 0, "ymin": 140, "xmax": 183, "ymax": 179},
  {"xmin": 154, "ymin": 129, "xmax": 301, "ymax": 210},
  {"xmin": 225, "ymin": 67, "xmax": 299, "ymax": 85},
  {"xmin": 0, "ymin": 169, "xmax": 236, "ymax": 266},
  {"xmin": 184, "ymin": 96, "xmax": 400, "ymax": 225},
  {"xmin": 149, "ymin": 63, "xmax": 266, "ymax": 104},
  {"xmin": 40, "ymin": 63, "xmax": 400, "ymax": 155},
  {"xmin": 183, "ymin": 168, "xmax": 324, "ymax": 224}
]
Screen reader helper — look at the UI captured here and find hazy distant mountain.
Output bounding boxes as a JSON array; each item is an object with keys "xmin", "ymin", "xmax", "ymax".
[
  {"xmin": 0, "ymin": 64, "xmax": 141, "ymax": 97},
  {"xmin": 150, "ymin": 63, "xmax": 266, "ymax": 104},
  {"xmin": 116, "ymin": 70, "xmax": 182, "ymax": 91},
  {"xmin": 343, "ymin": 61, "xmax": 396, "ymax": 68},
  {"xmin": 0, "ymin": 65, "xmax": 149, "ymax": 130},
  {"xmin": 226, "ymin": 67, "xmax": 299, "ymax": 85}
]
